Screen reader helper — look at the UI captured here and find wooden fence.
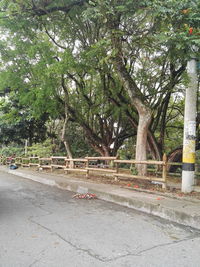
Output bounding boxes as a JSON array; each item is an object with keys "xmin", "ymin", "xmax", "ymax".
[{"xmin": 0, "ymin": 154, "xmax": 170, "ymax": 188}]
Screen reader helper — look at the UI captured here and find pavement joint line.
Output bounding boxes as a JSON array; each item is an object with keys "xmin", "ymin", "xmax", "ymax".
[{"xmin": 1, "ymin": 167, "xmax": 200, "ymax": 230}]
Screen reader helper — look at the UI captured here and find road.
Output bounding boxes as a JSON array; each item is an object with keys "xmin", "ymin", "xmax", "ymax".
[{"xmin": 0, "ymin": 171, "xmax": 200, "ymax": 267}]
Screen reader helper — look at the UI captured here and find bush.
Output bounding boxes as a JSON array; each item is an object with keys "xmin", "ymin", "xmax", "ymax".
[
  {"xmin": 27, "ymin": 140, "xmax": 54, "ymax": 157},
  {"xmin": 0, "ymin": 146, "xmax": 24, "ymax": 157}
]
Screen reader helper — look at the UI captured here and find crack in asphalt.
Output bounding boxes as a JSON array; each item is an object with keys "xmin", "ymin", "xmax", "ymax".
[
  {"xmin": 4, "ymin": 172, "xmax": 200, "ymax": 264},
  {"xmin": 136, "ymin": 234, "xmax": 200, "ymax": 256},
  {"xmin": 28, "ymin": 248, "xmax": 47, "ymax": 267},
  {"xmin": 28, "ymin": 215, "xmax": 200, "ymax": 264},
  {"xmin": 107, "ymin": 233, "xmax": 200, "ymax": 262},
  {"xmin": 28, "ymin": 217, "xmax": 107, "ymax": 262}
]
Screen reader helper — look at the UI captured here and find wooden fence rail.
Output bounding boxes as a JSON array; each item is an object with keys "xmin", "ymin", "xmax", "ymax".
[
  {"xmin": 85, "ymin": 156, "xmax": 117, "ymax": 178},
  {"xmin": 39, "ymin": 158, "xmax": 52, "ymax": 170},
  {"xmin": 51, "ymin": 156, "xmax": 66, "ymax": 170},
  {"xmin": 113, "ymin": 154, "xmax": 167, "ymax": 189},
  {"xmin": 64, "ymin": 158, "xmax": 88, "ymax": 174},
  {"xmin": 0, "ymin": 154, "xmax": 173, "ymax": 188},
  {"xmin": 29, "ymin": 157, "xmax": 40, "ymax": 167}
]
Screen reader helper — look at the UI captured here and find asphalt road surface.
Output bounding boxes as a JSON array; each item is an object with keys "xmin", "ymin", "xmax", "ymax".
[{"xmin": 1, "ymin": 171, "xmax": 200, "ymax": 267}]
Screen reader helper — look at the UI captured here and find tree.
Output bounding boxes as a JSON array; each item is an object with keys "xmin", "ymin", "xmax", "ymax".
[
  {"xmin": 0, "ymin": 0, "xmax": 199, "ymax": 172},
  {"xmin": 0, "ymin": 12, "xmax": 135, "ymax": 157},
  {"xmin": 0, "ymin": 89, "xmax": 48, "ymax": 146}
]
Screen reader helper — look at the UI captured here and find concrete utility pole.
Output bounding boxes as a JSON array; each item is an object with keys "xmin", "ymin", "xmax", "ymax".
[{"xmin": 182, "ymin": 56, "xmax": 198, "ymax": 193}]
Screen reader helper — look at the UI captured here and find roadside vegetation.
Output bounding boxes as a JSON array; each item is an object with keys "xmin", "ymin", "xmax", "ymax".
[{"xmin": 0, "ymin": 0, "xmax": 199, "ymax": 175}]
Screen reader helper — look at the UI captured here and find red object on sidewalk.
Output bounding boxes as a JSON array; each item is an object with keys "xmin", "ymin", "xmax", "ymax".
[{"xmin": 72, "ymin": 193, "xmax": 97, "ymax": 199}]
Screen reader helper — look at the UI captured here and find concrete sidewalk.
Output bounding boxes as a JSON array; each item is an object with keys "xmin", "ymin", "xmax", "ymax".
[{"xmin": 1, "ymin": 165, "xmax": 200, "ymax": 230}]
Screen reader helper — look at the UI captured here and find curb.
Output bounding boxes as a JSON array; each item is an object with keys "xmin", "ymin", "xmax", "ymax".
[{"xmin": 4, "ymin": 168, "xmax": 200, "ymax": 230}]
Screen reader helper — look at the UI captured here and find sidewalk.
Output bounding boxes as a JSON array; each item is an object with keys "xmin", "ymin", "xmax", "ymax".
[{"xmin": 1, "ymin": 165, "xmax": 200, "ymax": 230}]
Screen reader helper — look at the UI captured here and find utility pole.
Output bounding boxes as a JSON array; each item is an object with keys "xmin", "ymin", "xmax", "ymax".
[{"xmin": 182, "ymin": 55, "xmax": 198, "ymax": 193}]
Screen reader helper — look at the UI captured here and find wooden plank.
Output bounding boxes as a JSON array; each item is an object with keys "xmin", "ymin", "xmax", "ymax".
[
  {"xmin": 114, "ymin": 173, "xmax": 165, "ymax": 182},
  {"xmin": 64, "ymin": 168, "xmax": 87, "ymax": 172},
  {"xmin": 40, "ymin": 165, "xmax": 52, "ymax": 169},
  {"xmin": 29, "ymin": 163, "xmax": 40, "ymax": 166},
  {"xmin": 167, "ymin": 162, "xmax": 182, "ymax": 166},
  {"xmin": 29, "ymin": 157, "xmax": 39, "ymax": 159},
  {"xmin": 39, "ymin": 158, "xmax": 51, "ymax": 161},
  {"xmin": 65, "ymin": 158, "xmax": 87, "ymax": 162},
  {"xmin": 86, "ymin": 168, "xmax": 117, "ymax": 173},
  {"xmin": 114, "ymin": 159, "xmax": 164, "ymax": 165},
  {"xmin": 85, "ymin": 157, "xmax": 117, "ymax": 160},
  {"xmin": 51, "ymin": 164, "xmax": 66, "ymax": 168},
  {"xmin": 51, "ymin": 156, "xmax": 67, "ymax": 160}
]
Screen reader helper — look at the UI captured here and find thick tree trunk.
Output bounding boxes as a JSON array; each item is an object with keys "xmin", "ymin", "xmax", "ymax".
[
  {"xmin": 89, "ymin": 142, "xmax": 111, "ymax": 157},
  {"xmin": 102, "ymin": 145, "xmax": 111, "ymax": 157},
  {"xmin": 109, "ymin": 19, "xmax": 152, "ymax": 175},
  {"xmin": 135, "ymin": 110, "xmax": 152, "ymax": 175},
  {"xmin": 126, "ymin": 111, "xmax": 161, "ymax": 160}
]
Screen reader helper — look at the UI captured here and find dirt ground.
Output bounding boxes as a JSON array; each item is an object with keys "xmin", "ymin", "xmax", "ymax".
[{"xmin": 37, "ymin": 167, "xmax": 200, "ymax": 200}]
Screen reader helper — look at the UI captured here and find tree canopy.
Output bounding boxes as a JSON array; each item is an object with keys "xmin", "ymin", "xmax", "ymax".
[{"xmin": 0, "ymin": 0, "xmax": 199, "ymax": 173}]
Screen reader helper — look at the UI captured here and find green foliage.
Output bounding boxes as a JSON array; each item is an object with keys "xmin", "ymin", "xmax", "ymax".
[
  {"xmin": 27, "ymin": 140, "xmax": 54, "ymax": 157},
  {"xmin": 117, "ymin": 137, "xmax": 136, "ymax": 160},
  {"xmin": 0, "ymin": 146, "xmax": 24, "ymax": 157},
  {"xmin": 66, "ymin": 123, "xmax": 97, "ymax": 157},
  {"xmin": 0, "ymin": 92, "xmax": 48, "ymax": 146},
  {"xmin": 130, "ymin": 165, "xmax": 138, "ymax": 176},
  {"xmin": 0, "ymin": 0, "xmax": 199, "ymax": 161}
]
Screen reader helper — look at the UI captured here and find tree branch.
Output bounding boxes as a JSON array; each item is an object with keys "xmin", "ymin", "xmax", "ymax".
[
  {"xmin": 44, "ymin": 26, "xmax": 67, "ymax": 50},
  {"xmin": 31, "ymin": 0, "xmax": 88, "ymax": 16}
]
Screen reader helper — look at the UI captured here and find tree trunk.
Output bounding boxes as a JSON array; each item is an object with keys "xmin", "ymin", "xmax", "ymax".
[
  {"xmin": 135, "ymin": 110, "xmax": 152, "ymax": 175},
  {"xmin": 147, "ymin": 132, "xmax": 162, "ymax": 160},
  {"xmin": 126, "ymin": 111, "xmax": 161, "ymax": 160},
  {"xmin": 63, "ymin": 140, "xmax": 73, "ymax": 159},
  {"xmin": 61, "ymin": 114, "xmax": 74, "ymax": 168},
  {"xmin": 109, "ymin": 19, "xmax": 152, "ymax": 175},
  {"xmin": 102, "ymin": 145, "xmax": 111, "ymax": 157}
]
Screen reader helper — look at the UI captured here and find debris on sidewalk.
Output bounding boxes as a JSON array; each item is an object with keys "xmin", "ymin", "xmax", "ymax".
[
  {"xmin": 72, "ymin": 193, "xmax": 97, "ymax": 200},
  {"xmin": 9, "ymin": 164, "xmax": 18, "ymax": 170}
]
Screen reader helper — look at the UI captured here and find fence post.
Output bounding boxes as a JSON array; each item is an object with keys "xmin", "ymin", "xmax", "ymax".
[
  {"xmin": 86, "ymin": 158, "xmax": 89, "ymax": 178},
  {"xmin": 162, "ymin": 153, "xmax": 167, "ymax": 189},
  {"xmin": 69, "ymin": 159, "xmax": 74, "ymax": 169},
  {"xmin": 50, "ymin": 157, "xmax": 53, "ymax": 172},
  {"xmin": 114, "ymin": 160, "xmax": 119, "ymax": 181}
]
